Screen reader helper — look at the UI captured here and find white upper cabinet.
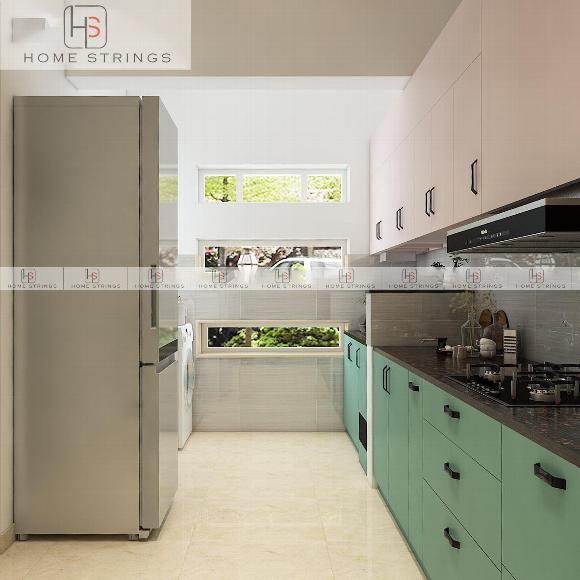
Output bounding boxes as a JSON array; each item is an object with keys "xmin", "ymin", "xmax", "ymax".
[
  {"xmin": 482, "ymin": 0, "xmax": 580, "ymax": 212},
  {"xmin": 413, "ymin": 114, "xmax": 432, "ymax": 238},
  {"xmin": 453, "ymin": 56, "xmax": 482, "ymax": 223},
  {"xmin": 430, "ymin": 88, "xmax": 454, "ymax": 232}
]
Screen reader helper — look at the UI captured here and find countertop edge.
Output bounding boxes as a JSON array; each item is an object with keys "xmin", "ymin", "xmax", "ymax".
[
  {"xmin": 373, "ymin": 346, "xmax": 580, "ymax": 469},
  {"xmin": 344, "ymin": 329, "xmax": 367, "ymax": 345}
]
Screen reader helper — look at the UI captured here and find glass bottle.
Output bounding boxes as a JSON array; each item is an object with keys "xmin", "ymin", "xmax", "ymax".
[{"xmin": 461, "ymin": 311, "xmax": 483, "ymax": 350}]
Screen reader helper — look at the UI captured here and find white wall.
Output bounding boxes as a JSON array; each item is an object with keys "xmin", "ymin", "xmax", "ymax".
[
  {"xmin": 73, "ymin": 76, "xmax": 406, "ymax": 257},
  {"xmin": 0, "ymin": 71, "xmax": 76, "ymax": 542}
]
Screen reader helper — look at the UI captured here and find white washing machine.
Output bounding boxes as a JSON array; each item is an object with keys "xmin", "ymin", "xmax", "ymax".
[{"xmin": 177, "ymin": 323, "xmax": 194, "ymax": 449}]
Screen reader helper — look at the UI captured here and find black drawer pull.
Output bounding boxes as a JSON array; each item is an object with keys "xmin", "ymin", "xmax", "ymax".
[
  {"xmin": 443, "ymin": 404, "xmax": 460, "ymax": 419},
  {"xmin": 444, "ymin": 528, "xmax": 461, "ymax": 550},
  {"xmin": 347, "ymin": 343, "xmax": 352, "ymax": 361},
  {"xmin": 534, "ymin": 463, "xmax": 566, "ymax": 490},
  {"xmin": 444, "ymin": 462, "xmax": 461, "ymax": 480},
  {"xmin": 382, "ymin": 365, "xmax": 390, "ymax": 394},
  {"xmin": 355, "ymin": 348, "xmax": 360, "ymax": 368},
  {"xmin": 408, "ymin": 382, "xmax": 420, "ymax": 392}
]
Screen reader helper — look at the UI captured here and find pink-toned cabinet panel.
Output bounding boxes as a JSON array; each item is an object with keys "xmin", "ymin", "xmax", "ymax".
[{"xmin": 482, "ymin": 0, "xmax": 580, "ymax": 212}]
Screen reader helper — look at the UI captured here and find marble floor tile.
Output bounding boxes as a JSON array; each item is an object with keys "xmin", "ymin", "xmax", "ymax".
[{"xmin": 0, "ymin": 432, "xmax": 424, "ymax": 579}]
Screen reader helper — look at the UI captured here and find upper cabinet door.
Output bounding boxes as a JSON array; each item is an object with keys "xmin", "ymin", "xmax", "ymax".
[
  {"xmin": 430, "ymin": 88, "xmax": 454, "ymax": 232},
  {"xmin": 370, "ymin": 162, "xmax": 388, "ymax": 255},
  {"xmin": 396, "ymin": 136, "xmax": 415, "ymax": 244},
  {"xmin": 482, "ymin": 0, "xmax": 580, "ymax": 212},
  {"xmin": 453, "ymin": 55, "xmax": 482, "ymax": 224},
  {"xmin": 413, "ymin": 113, "xmax": 432, "ymax": 238}
]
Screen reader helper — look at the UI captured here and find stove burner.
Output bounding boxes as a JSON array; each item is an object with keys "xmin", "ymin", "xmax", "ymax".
[{"xmin": 448, "ymin": 361, "xmax": 580, "ymax": 407}]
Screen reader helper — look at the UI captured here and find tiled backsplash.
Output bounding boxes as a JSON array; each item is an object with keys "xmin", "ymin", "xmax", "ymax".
[
  {"xmin": 416, "ymin": 249, "xmax": 580, "ymax": 363},
  {"xmin": 182, "ymin": 289, "xmax": 365, "ymax": 431}
]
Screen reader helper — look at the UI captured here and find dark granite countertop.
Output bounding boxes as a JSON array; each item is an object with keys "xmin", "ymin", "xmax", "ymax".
[
  {"xmin": 344, "ymin": 329, "xmax": 367, "ymax": 345},
  {"xmin": 374, "ymin": 346, "xmax": 580, "ymax": 468}
]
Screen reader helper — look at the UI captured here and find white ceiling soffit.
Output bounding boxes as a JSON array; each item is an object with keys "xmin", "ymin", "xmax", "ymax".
[
  {"xmin": 68, "ymin": 75, "xmax": 410, "ymax": 93},
  {"xmin": 69, "ymin": 0, "xmax": 462, "ymax": 77}
]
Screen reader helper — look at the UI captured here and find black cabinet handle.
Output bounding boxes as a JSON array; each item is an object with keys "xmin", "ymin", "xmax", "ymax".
[
  {"xmin": 534, "ymin": 463, "xmax": 566, "ymax": 490},
  {"xmin": 425, "ymin": 191, "xmax": 430, "ymax": 216},
  {"xmin": 470, "ymin": 159, "xmax": 478, "ymax": 195},
  {"xmin": 395, "ymin": 209, "xmax": 401, "ymax": 230},
  {"xmin": 399, "ymin": 207, "xmax": 404, "ymax": 230},
  {"xmin": 429, "ymin": 187, "xmax": 435, "ymax": 215},
  {"xmin": 443, "ymin": 404, "xmax": 460, "ymax": 419},
  {"xmin": 376, "ymin": 221, "xmax": 383, "ymax": 240},
  {"xmin": 347, "ymin": 343, "xmax": 352, "ymax": 361},
  {"xmin": 444, "ymin": 528, "xmax": 461, "ymax": 550},
  {"xmin": 408, "ymin": 381, "xmax": 420, "ymax": 392},
  {"xmin": 382, "ymin": 365, "xmax": 390, "ymax": 394},
  {"xmin": 355, "ymin": 348, "xmax": 360, "ymax": 369},
  {"xmin": 444, "ymin": 462, "xmax": 461, "ymax": 480}
]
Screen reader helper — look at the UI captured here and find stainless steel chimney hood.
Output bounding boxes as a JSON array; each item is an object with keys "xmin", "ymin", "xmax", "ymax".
[{"xmin": 447, "ymin": 198, "xmax": 580, "ymax": 253}]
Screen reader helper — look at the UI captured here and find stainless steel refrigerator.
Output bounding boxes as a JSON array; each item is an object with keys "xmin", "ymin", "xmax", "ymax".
[{"xmin": 13, "ymin": 96, "xmax": 179, "ymax": 539}]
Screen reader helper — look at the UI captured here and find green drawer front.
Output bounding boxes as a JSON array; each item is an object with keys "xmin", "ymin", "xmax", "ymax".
[
  {"xmin": 423, "ymin": 421, "xmax": 501, "ymax": 568},
  {"xmin": 408, "ymin": 371, "xmax": 423, "ymax": 562},
  {"xmin": 343, "ymin": 338, "xmax": 356, "ymax": 444},
  {"xmin": 423, "ymin": 380, "xmax": 501, "ymax": 478},
  {"xmin": 422, "ymin": 481, "xmax": 501, "ymax": 580},
  {"xmin": 502, "ymin": 427, "xmax": 580, "ymax": 580}
]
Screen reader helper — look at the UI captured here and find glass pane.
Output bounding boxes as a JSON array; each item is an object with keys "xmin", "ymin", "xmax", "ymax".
[
  {"xmin": 207, "ymin": 326, "xmax": 340, "ymax": 348},
  {"xmin": 242, "ymin": 175, "xmax": 301, "ymax": 203},
  {"xmin": 204, "ymin": 245, "xmax": 343, "ymax": 268},
  {"xmin": 306, "ymin": 175, "xmax": 342, "ymax": 202},
  {"xmin": 204, "ymin": 175, "xmax": 237, "ymax": 202},
  {"xmin": 159, "ymin": 175, "xmax": 178, "ymax": 202}
]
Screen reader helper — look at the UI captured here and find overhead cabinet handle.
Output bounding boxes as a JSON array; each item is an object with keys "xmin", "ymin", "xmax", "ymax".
[
  {"xmin": 534, "ymin": 463, "xmax": 566, "ymax": 490},
  {"xmin": 444, "ymin": 462, "xmax": 461, "ymax": 480},
  {"xmin": 470, "ymin": 159, "xmax": 478, "ymax": 195},
  {"xmin": 408, "ymin": 381, "xmax": 420, "ymax": 392},
  {"xmin": 425, "ymin": 190, "xmax": 430, "ymax": 216},
  {"xmin": 399, "ymin": 207, "xmax": 404, "ymax": 230},
  {"xmin": 376, "ymin": 221, "xmax": 382, "ymax": 240},
  {"xmin": 429, "ymin": 187, "xmax": 435, "ymax": 215},
  {"xmin": 443, "ymin": 404, "xmax": 460, "ymax": 419},
  {"xmin": 395, "ymin": 209, "xmax": 401, "ymax": 230},
  {"xmin": 444, "ymin": 528, "xmax": 461, "ymax": 550}
]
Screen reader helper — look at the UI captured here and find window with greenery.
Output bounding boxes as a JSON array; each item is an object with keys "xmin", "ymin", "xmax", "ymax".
[
  {"xmin": 159, "ymin": 175, "xmax": 178, "ymax": 202},
  {"xmin": 200, "ymin": 241, "xmax": 344, "ymax": 269},
  {"xmin": 199, "ymin": 166, "xmax": 347, "ymax": 203},
  {"xmin": 199, "ymin": 321, "xmax": 344, "ymax": 356}
]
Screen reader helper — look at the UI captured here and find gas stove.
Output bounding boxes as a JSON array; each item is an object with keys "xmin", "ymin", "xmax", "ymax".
[{"xmin": 448, "ymin": 362, "xmax": 580, "ymax": 407}]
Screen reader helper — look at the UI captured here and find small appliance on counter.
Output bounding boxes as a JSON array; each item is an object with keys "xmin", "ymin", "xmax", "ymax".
[{"xmin": 448, "ymin": 361, "xmax": 580, "ymax": 407}]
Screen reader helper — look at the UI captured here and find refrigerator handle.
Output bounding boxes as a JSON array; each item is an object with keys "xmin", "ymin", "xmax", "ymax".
[{"xmin": 150, "ymin": 265, "xmax": 157, "ymax": 329}]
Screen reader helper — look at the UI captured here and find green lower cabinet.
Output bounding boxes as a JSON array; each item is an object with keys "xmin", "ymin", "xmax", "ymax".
[
  {"xmin": 422, "ymin": 481, "xmax": 501, "ymax": 580},
  {"xmin": 502, "ymin": 426, "xmax": 580, "ymax": 580},
  {"xmin": 372, "ymin": 351, "xmax": 390, "ymax": 498},
  {"xmin": 386, "ymin": 360, "xmax": 409, "ymax": 535},
  {"xmin": 423, "ymin": 420, "xmax": 501, "ymax": 568},
  {"xmin": 408, "ymin": 372, "xmax": 423, "ymax": 562},
  {"xmin": 343, "ymin": 339, "xmax": 357, "ymax": 444},
  {"xmin": 355, "ymin": 342, "xmax": 368, "ymax": 474}
]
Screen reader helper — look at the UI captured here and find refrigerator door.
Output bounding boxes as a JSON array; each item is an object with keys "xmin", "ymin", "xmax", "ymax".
[
  {"xmin": 13, "ymin": 97, "xmax": 141, "ymax": 534},
  {"xmin": 140, "ymin": 97, "xmax": 179, "ymax": 365},
  {"xmin": 140, "ymin": 354, "xmax": 179, "ymax": 530}
]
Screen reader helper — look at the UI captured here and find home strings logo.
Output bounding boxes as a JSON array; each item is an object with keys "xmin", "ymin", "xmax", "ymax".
[{"xmin": 64, "ymin": 5, "xmax": 107, "ymax": 49}]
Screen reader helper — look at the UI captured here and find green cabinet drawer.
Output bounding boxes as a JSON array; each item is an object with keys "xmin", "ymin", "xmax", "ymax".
[
  {"xmin": 422, "ymin": 481, "xmax": 501, "ymax": 580},
  {"xmin": 423, "ymin": 420, "xmax": 501, "ymax": 567},
  {"xmin": 423, "ymin": 380, "xmax": 501, "ymax": 478},
  {"xmin": 372, "ymin": 351, "xmax": 390, "ymax": 499},
  {"xmin": 502, "ymin": 427, "xmax": 580, "ymax": 580},
  {"xmin": 354, "ymin": 342, "xmax": 367, "ymax": 419},
  {"xmin": 343, "ymin": 338, "xmax": 357, "ymax": 444},
  {"xmin": 408, "ymin": 371, "xmax": 423, "ymax": 562}
]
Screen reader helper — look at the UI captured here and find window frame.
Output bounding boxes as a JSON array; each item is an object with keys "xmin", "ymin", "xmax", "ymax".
[
  {"xmin": 196, "ymin": 238, "xmax": 349, "ymax": 268},
  {"xmin": 196, "ymin": 320, "xmax": 347, "ymax": 358},
  {"xmin": 197, "ymin": 165, "xmax": 349, "ymax": 204}
]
